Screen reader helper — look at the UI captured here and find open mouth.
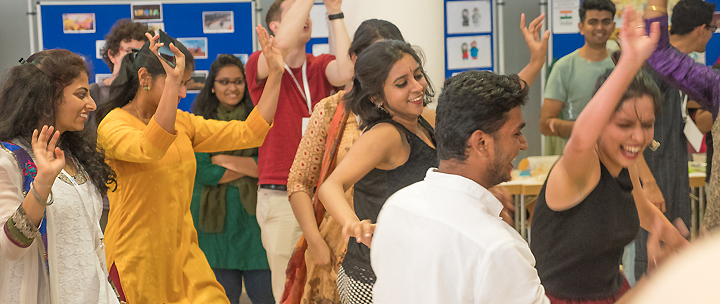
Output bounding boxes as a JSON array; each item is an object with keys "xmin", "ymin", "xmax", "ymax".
[
  {"xmin": 621, "ymin": 145, "xmax": 640, "ymax": 159},
  {"xmin": 408, "ymin": 95, "xmax": 423, "ymax": 105}
]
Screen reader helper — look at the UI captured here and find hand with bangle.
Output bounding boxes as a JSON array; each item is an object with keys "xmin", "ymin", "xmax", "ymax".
[{"xmin": 30, "ymin": 125, "xmax": 64, "ymax": 206}]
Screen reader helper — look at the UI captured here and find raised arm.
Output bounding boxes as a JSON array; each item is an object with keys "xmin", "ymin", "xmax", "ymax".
[
  {"xmin": 145, "ymin": 32, "xmax": 186, "ymax": 133},
  {"xmin": 323, "ymin": 0, "xmax": 354, "ymax": 87},
  {"xmin": 517, "ymin": 13, "xmax": 550, "ymax": 87},
  {"xmin": 255, "ymin": 25, "xmax": 284, "ymax": 124},
  {"xmin": 546, "ymin": 8, "xmax": 659, "ymax": 211},
  {"xmin": 644, "ymin": 0, "xmax": 720, "ymax": 116},
  {"xmin": 318, "ymin": 124, "xmax": 405, "ymax": 248}
]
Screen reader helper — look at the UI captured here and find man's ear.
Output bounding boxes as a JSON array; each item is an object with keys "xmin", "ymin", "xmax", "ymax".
[
  {"xmin": 469, "ymin": 129, "xmax": 492, "ymax": 157},
  {"xmin": 269, "ymin": 21, "xmax": 280, "ymax": 36}
]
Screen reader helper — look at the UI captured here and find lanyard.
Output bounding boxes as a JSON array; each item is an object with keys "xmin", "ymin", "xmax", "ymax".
[{"xmin": 284, "ymin": 60, "xmax": 313, "ymax": 115}]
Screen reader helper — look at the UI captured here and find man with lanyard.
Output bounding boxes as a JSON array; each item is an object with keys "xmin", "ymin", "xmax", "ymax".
[
  {"xmin": 630, "ymin": 0, "xmax": 715, "ymax": 285},
  {"xmin": 244, "ymin": 0, "xmax": 353, "ymax": 301}
]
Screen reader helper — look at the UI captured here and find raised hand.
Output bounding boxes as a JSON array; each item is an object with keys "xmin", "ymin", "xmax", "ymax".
[
  {"xmin": 257, "ymin": 25, "xmax": 284, "ymax": 77},
  {"xmin": 145, "ymin": 32, "xmax": 186, "ymax": 83},
  {"xmin": 323, "ymin": 0, "xmax": 342, "ymax": 15},
  {"xmin": 31, "ymin": 126, "xmax": 65, "ymax": 187},
  {"xmin": 520, "ymin": 13, "xmax": 550, "ymax": 63},
  {"xmin": 618, "ymin": 6, "xmax": 660, "ymax": 64}
]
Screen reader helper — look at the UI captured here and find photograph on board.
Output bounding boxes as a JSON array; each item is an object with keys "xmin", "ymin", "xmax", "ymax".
[
  {"xmin": 233, "ymin": 54, "xmax": 249, "ymax": 64},
  {"xmin": 178, "ymin": 37, "xmax": 208, "ymax": 59},
  {"xmin": 96, "ymin": 40, "xmax": 106, "ymax": 59},
  {"xmin": 132, "ymin": 3, "xmax": 163, "ymax": 22},
  {"xmin": 187, "ymin": 70, "xmax": 208, "ymax": 93},
  {"xmin": 144, "ymin": 22, "xmax": 165, "ymax": 34},
  {"xmin": 95, "ymin": 73, "xmax": 112, "ymax": 84},
  {"xmin": 446, "ymin": 35, "xmax": 492, "ymax": 70},
  {"xmin": 203, "ymin": 11, "xmax": 234, "ymax": 33},
  {"xmin": 63, "ymin": 13, "xmax": 96, "ymax": 33},
  {"xmin": 446, "ymin": 0, "xmax": 491, "ymax": 34}
]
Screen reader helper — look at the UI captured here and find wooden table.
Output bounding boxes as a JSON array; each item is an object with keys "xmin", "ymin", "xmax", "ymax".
[{"xmin": 500, "ymin": 172, "xmax": 707, "ymax": 240}]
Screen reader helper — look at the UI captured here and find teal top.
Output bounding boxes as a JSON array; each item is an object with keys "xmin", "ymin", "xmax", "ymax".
[{"xmin": 190, "ymin": 152, "xmax": 269, "ymax": 270}]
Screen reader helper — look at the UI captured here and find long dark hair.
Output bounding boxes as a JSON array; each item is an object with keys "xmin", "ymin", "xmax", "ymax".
[
  {"xmin": 192, "ymin": 54, "xmax": 253, "ymax": 119},
  {"xmin": 0, "ymin": 49, "xmax": 116, "ymax": 194},
  {"xmin": 348, "ymin": 19, "xmax": 405, "ymax": 58},
  {"xmin": 96, "ymin": 37, "xmax": 195, "ymax": 126},
  {"xmin": 345, "ymin": 40, "xmax": 434, "ymax": 129}
]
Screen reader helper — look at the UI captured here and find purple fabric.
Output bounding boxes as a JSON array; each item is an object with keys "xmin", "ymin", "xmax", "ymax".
[{"xmin": 645, "ymin": 16, "xmax": 720, "ymax": 119}]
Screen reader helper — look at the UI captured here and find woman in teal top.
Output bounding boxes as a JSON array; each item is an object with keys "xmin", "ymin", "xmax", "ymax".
[{"xmin": 191, "ymin": 54, "xmax": 273, "ymax": 304}]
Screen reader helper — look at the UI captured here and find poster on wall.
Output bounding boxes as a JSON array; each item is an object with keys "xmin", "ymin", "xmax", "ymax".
[
  {"xmin": 95, "ymin": 73, "xmax": 112, "ymax": 84},
  {"xmin": 446, "ymin": 35, "xmax": 492, "ymax": 70},
  {"xmin": 552, "ymin": 0, "xmax": 579, "ymax": 34},
  {"xmin": 144, "ymin": 22, "xmax": 165, "ymax": 34},
  {"xmin": 203, "ymin": 11, "xmax": 234, "ymax": 33},
  {"xmin": 96, "ymin": 40, "xmax": 106, "ymax": 59},
  {"xmin": 446, "ymin": 0, "xmax": 491, "ymax": 34},
  {"xmin": 233, "ymin": 54, "xmax": 249, "ymax": 64},
  {"xmin": 187, "ymin": 70, "xmax": 208, "ymax": 93},
  {"xmin": 309, "ymin": 4, "xmax": 329, "ymax": 38},
  {"xmin": 178, "ymin": 37, "xmax": 208, "ymax": 59},
  {"xmin": 63, "ymin": 13, "xmax": 95, "ymax": 33},
  {"xmin": 132, "ymin": 3, "xmax": 163, "ymax": 21}
]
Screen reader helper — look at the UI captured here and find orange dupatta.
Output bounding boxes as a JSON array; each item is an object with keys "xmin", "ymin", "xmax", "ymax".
[{"xmin": 281, "ymin": 100, "xmax": 350, "ymax": 304}]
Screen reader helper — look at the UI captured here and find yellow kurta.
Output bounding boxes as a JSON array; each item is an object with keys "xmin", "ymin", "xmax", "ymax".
[{"xmin": 97, "ymin": 108, "xmax": 272, "ymax": 304}]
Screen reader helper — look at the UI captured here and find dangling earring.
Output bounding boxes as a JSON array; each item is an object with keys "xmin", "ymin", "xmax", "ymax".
[
  {"xmin": 375, "ymin": 102, "xmax": 388, "ymax": 114},
  {"xmin": 649, "ymin": 139, "xmax": 660, "ymax": 151},
  {"xmin": 211, "ymin": 88, "xmax": 215, "ymax": 94}
]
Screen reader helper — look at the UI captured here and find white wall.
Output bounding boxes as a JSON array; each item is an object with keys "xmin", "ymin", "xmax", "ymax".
[{"xmin": 343, "ymin": 0, "xmax": 445, "ymax": 105}]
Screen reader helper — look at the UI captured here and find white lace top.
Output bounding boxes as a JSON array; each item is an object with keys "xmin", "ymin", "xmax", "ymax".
[{"xmin": 0, "ymin": 143, "xmax": 118, "ymax": 304}]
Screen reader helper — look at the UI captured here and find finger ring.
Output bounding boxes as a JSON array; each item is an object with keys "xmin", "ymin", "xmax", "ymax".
[{"xmin": 636, "ymin": 25, "xmax": 645, "ymax": 28}]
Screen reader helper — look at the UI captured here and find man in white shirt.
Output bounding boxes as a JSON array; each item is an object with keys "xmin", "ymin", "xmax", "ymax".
[{"xmin": 371, "ymin": 71, "xmax": 550, "ymax": 304}]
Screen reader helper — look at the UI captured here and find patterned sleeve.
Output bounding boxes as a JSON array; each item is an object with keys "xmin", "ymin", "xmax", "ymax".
[
  {"xmin": 287, "ymin": 92, "xmax": 343, "ymax": 198},
  {"xmin": 0, "ymin": 148, "xmax": 40, "ymax": 260}
]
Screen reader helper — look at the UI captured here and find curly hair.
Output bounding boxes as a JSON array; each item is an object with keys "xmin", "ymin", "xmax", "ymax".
[
  {"xmin": 345, "ymin": 40, "xmax": 434, "ymax": 129},
  {"xmin": 435, "ymin": 71, "xmax": 528, "ymax": 162},
  {"xmin": 0, "ymin": 49, "xmax": 116, "ymax": 194},
  {"xmin": 101, "ymin": 19, "xmax": 151, "ymax": 71},
  {"xmin": 192, "ymin": 54, "xmax": 253, "ymax": 119}
]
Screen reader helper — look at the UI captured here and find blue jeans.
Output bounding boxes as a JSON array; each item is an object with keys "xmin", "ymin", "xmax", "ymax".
[{"xmin": 213, "ymin": 268, "xmax": 274, "ymax": 304}]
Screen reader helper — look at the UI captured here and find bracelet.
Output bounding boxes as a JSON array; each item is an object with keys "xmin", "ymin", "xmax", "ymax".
[
  {"xmin": 327, "ymin": 12, "xmax": 344, "ymax": 20},
  {"xmin": 648, "ymin": 5, "xmax": 667, "ymax": 13},
  {"xmin": 31, "ymin": 181, "xmax": 54, "ymax": 206}
]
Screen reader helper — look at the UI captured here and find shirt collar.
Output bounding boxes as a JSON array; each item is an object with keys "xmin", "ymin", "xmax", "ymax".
[{"xmin": 424, "ymin": 168, "xmax": 504, "ymax": 217}]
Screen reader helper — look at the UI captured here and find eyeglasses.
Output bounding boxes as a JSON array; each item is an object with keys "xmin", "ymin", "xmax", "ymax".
[
  {"xmin": 215, "ymin": 79, "xmax": 244, "ymax": 86},
  {"xmin": 708, "ymin": 25, "xmax": 718, "ymax": 32}
]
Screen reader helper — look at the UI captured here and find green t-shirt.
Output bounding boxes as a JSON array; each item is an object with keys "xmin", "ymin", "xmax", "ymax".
[
  {"xmin": 190, "ymin": 152, "xmax": 269, "ymax": 271},
  {"xmin": 544, "ymin": 49, "xmax": 615, "ymax": 155}
]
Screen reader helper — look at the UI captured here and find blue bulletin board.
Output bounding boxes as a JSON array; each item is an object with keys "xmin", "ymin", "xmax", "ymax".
[
  {"xmin": 549, "ymin": 0, "xmax": 720, "ymax": 66},
  {"xmin": 443, "ymin": 0, "xmax": 496, "ymax": 78},
  {"xmin": 37, "ymin": 0, "xmax": 256, "ymax": 112}
]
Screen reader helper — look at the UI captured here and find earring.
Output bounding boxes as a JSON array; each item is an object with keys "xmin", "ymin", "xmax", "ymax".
[
  {"xmin": 376, "ymin": 102, "xmax": 389, "ymax": 114},
  {"xmin": 211, "ymin": 88, "xmax": 215, "ymax": 94},
  {"xmin": 144, "ymin": 86, "xmax": 150, "ymax": 90},
  {"xmin": 649, "ymin": 140, "xmax": 660, "ymax": 151}
]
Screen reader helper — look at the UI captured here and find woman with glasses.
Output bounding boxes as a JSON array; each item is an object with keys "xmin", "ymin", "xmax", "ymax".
[{"xmin": 189, "ymin": 54, "xmax": 274, "ymax": 304}]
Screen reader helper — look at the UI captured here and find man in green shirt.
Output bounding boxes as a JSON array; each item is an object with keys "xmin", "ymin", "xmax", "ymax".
[{"xmin": 540, "ymin": 0, "xmax": 616, "ymax": 155}]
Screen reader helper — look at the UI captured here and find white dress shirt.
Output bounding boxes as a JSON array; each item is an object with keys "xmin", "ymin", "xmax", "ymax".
[{"xmin": 371, "ymin": 169, "xmax": 549, "ymax": 304}]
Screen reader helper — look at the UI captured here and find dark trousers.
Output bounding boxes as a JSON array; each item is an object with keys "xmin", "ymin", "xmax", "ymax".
[{"xmin": 213, "ymin": 268, "xmax": 274, "ymax": 304}]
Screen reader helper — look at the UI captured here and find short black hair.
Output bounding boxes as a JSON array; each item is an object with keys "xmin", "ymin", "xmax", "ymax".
[
  {"xmin": 435, "ymin": 71, "xmax": 528, "ymax": 162},
  {"xmin": 670, "ymin": 0, "xmax": 715, "ymax": 36},
  {"xmin": 348, "ymin": 19, "xmax": 405, "ymax": 58},
  {"xmin": 579, "ymin": 0, "xmax": 616, "ymax": 22},
  {"xmin": 593, "ymin": 68, "xmax": 662, "ymax": 115}
]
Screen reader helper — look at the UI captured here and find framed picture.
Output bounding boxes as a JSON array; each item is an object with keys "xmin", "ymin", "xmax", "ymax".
[
  {"xmin": 63, "ymin": 13, "xmax": 96, "ymax": 33},
  {"xmin": 233, "ymin": 53, "xmax": 249, "ymax": 64},
  {"xmin": 96, "ymin": 40, "xmax": 106, "ymax": 59},
  {"xmin": 132, "ymin": 3, "xmax": 163, "ymax": 22},
  {"xmin": 446, "ymin": 0, "xmax": 491, "ymax": 34},
  {"xmin": 95, "ymin": 73, "xmax": 112, "ymax": 84},
  {"xmin": 446, "ymin": 35, "xmax": 492, "ymax": 70},
  {"xmin": 187, "ymin": 70, "xmax": 208, "ymax": 93},
  {"xmin": 203, "ymin": 11, "xmax": 234, "ymax": 33},
  {"xmin": 177, "ymin": 37, "xmax": 208, "ymax": 59}
]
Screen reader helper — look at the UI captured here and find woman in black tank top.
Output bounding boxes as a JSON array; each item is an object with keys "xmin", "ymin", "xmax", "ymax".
[
  {"xmin": 530, "ymin": 11, "xmax": 688, "ymax": 303},
  {"xmin": 317, "ymin": 40, "xmax": 436, "ymax": 303}
]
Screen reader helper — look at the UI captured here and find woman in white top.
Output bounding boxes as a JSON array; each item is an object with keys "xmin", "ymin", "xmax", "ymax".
[{"xmin": 0, "ymin": 49, "xmax": 118, "ymax": 303}]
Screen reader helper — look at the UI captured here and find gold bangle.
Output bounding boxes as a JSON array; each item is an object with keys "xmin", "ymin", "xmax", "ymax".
[{"xmin": 648, "ymin": 5, "xmax": 667, "ymax": 13}]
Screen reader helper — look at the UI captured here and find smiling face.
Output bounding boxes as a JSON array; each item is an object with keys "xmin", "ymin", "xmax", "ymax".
[
  {"xmin": 598, "ymin": 95, "xmax": 656, "ymax": 172},
  {"xmin": 579, "ymin": 9, "xmax": 615, "ymax": 48},
  {"xmin": 54, "ymin": 72, "xmax": 95, "ymax": 133},
  {"xmin": 378, "ymin": 53, "xmax": 427, "ymax": 124},
  {"xmin": 213, "ymin": 65, "xmax": 246, "ymax": 109},
  {"xmin": 487, "ymin": 107, "xmax": 527, "ymax": 185}
]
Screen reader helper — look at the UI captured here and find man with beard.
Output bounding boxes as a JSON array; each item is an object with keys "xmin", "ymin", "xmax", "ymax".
[
  {"xmin": 539, "ymin": 0, "xmax": 616, "ymax": 155},
  {"xmin": 370, "ymin": 71, "xmax": 549, "ymax": 304}
]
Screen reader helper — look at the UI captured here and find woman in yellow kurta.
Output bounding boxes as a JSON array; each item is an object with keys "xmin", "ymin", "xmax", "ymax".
[{"xmin": 95, "ymin": 28, "xmax": 283, "ymax": 304}]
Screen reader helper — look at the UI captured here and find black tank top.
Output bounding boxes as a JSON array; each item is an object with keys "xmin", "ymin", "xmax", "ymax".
[
  {"xmin": 530, "ymin": 160, "xmax": 640, "ymax": 299},
  {"xmin": 342, "ymin": 117, "xmax": 437, "ymax": 283}
]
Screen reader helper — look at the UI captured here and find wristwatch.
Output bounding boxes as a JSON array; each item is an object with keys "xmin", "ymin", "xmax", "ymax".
[{"xmin": 328, "ymin": 12, "xmax": 344, "ymax": 20}]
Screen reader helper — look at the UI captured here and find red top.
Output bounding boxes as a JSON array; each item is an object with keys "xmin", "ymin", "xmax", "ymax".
[{"xmin": 245, "ymin": 51, "xmax": 336, "ymax": 185}]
